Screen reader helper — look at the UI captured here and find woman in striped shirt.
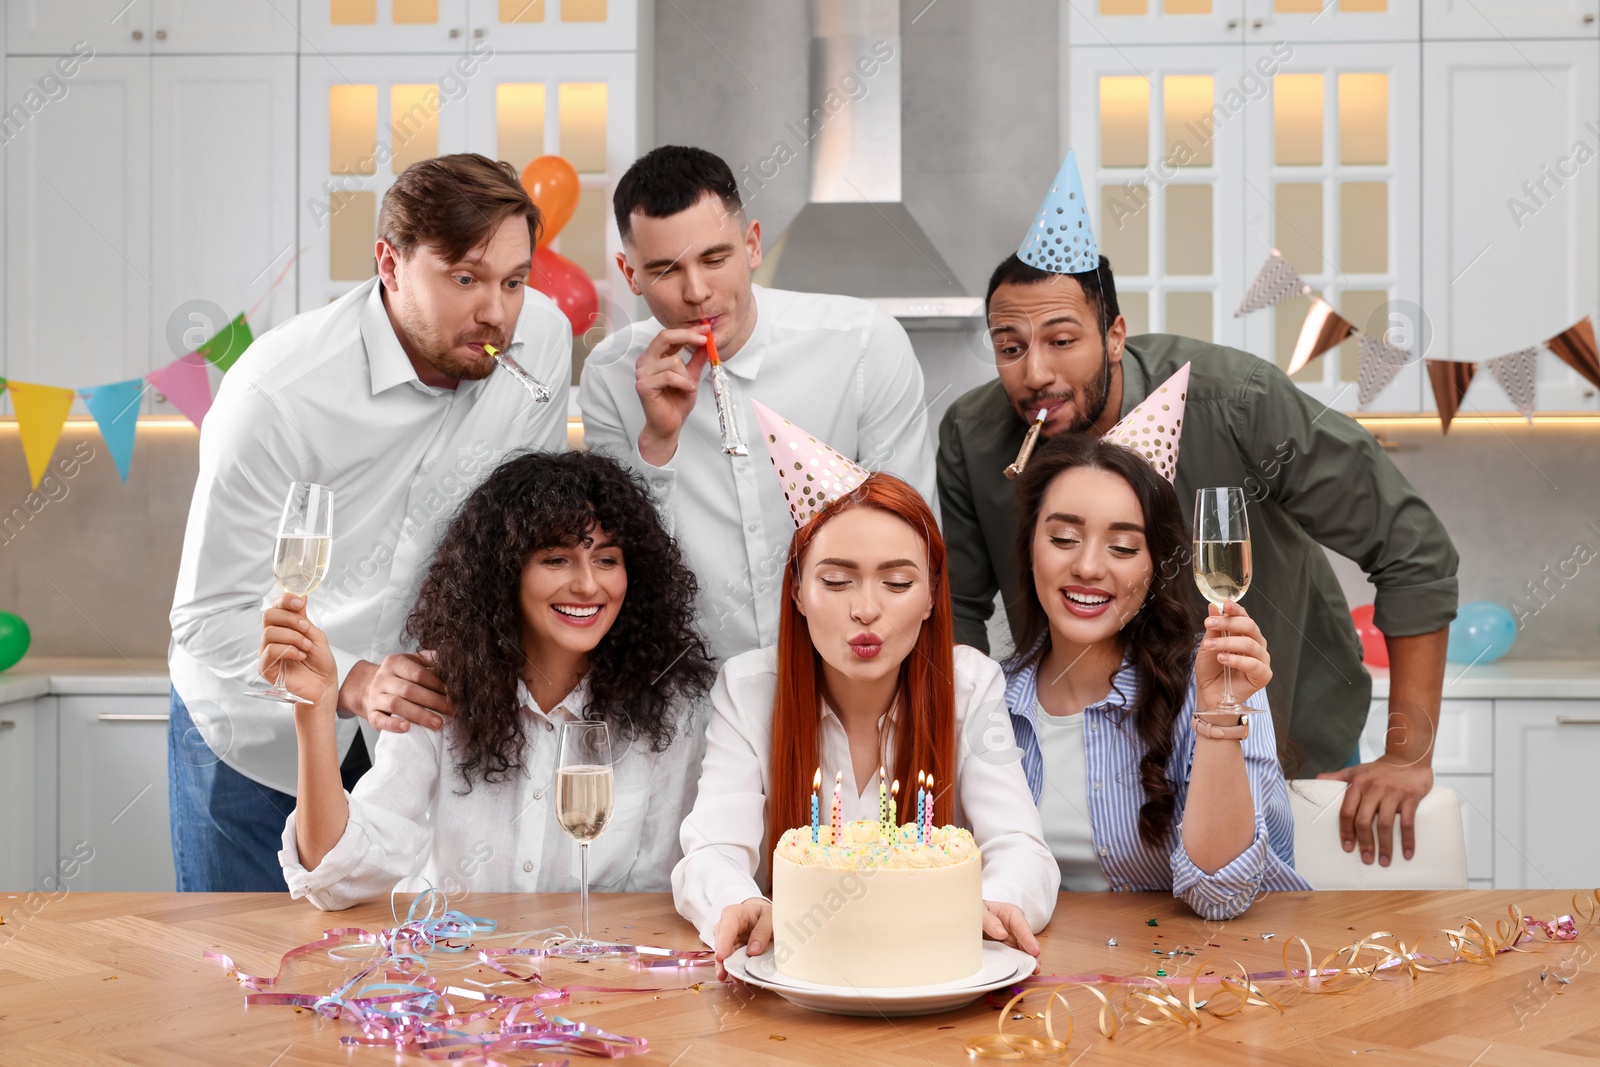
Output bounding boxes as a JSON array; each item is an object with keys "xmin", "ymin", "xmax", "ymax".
[{"xmin": 1002, "ymin": 433, "xmax": 1310, "ymax": 919}]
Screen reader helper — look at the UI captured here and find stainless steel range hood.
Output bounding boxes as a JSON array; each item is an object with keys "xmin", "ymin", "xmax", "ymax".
[{"xmin": 753, "ymin": 0, "xmax": 980, "ymax": 322}]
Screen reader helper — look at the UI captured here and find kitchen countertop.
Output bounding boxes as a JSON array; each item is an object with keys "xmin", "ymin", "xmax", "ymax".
[
  {"xmin": 1, "ymin": 657, "xmax": 1597, "ymax": 703},
  {"xmin": 0, "ymin": 656, "xmax": 170, "ymax": 702}
]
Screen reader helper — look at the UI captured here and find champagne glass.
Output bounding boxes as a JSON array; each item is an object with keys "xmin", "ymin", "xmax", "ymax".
[
  {"xmin": 1192, "ymin": 487, "xmax": 1252, "ymax": 717},
  {"xmin": 246, "ymin": 482, "xmax": 334, "ymax": 703},
  {"xmin": 557, "ymin": 720, "xmax": 615, "ymax": 944}
]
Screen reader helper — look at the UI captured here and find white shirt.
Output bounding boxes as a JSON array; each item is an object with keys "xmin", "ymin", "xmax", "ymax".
[
  {"xmin": 280, "ymin": 680, "xmax": 707, "ymax": 910},
  {"xmin": 672, "ymin": 644, "xmax": 1060, "ymax": 947},
  {"xmin": 1033, "ymin": 703, "xmax": 1113, "ymax": 892},
  {"xmin": 578, "ymin": 285, "xmax": 936, "ymax": 664},
  {"xmin": 169, "ymin": 277, "xmax": 572, "ymax": 793}
]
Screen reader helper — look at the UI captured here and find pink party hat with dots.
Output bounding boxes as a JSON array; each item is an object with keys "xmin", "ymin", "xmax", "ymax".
[
  {"xmin": 1102, "ymin": 362, "xmax": 1189, "ymax": 482},
  {"xmin": 752, "ymin": 400, "xmax": 870, "ymax": 528}
]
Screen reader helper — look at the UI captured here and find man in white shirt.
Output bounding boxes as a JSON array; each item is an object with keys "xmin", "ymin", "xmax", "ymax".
[
  {"xmin": 580, "ymin": 146, "xmax": 934, "ymax": 663},
  {"xmin": 168, "ymin": 153, "xmax": 571, "ymax": 891}
]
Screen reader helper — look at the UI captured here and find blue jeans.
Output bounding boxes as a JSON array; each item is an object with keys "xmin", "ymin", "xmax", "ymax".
[{"xmin": 167, "ymin": 686, "xmax": 368, "ymax": 892}]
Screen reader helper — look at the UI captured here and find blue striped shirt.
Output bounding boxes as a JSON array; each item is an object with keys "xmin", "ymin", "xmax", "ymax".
[{"xmin": 1004, "ymin": 654, "xmax": 1311, "ymax": 919}]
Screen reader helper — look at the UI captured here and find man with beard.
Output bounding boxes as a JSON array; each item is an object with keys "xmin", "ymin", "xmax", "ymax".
[
  {"xmin": 168, "ymin": 154, "xmax": 570, "ymax": 890},
  {"xmin": 938, "ymin": 153, "xmax": 1458, "ymax": 871}
]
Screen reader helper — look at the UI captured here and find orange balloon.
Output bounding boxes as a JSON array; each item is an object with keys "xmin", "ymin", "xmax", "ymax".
[{"xmin": 520, "ymin": 155, "xmax": 581, "ymax": 248}]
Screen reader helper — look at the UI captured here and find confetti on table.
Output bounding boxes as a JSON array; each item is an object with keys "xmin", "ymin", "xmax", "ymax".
[
  {"xmin": 1261, "ymin": 933, "xmax": 1276, "ymax": 940},
  {"xmin": 1155, "ymin": 968, "xmax": 1167, "ymax": 977},
  {"xmin": 1107, "ymin": 938, "xmax": 1117, "ymax": 947},
  {"xmin": 1146, "ymin": 919, "xmax": 1159, "ymax": 927},
  {"xmin": 770, "ymin": 1035, "xmax": 788, "ymax": 1041}
]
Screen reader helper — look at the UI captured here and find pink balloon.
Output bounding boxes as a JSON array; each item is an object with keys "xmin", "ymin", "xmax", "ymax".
[
  {"xmin": 528, "ymin": 247, "xmax": 598, "ymax": 336},
  {"xmin": 1350, "ymin": 604, "xmax": 1388, "ymax": 668}
]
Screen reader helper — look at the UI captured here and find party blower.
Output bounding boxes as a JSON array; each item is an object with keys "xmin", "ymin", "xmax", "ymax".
[
  {"xmin": 484, "ymin": 343, "xmax": 553, "ymax": 403},
  {"xmin": 703, "ymin": 324, "xmax": 749, "ymax": 456}
]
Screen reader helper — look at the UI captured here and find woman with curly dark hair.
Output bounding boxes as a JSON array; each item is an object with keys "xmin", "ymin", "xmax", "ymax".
[
  {"xmin": 266, "ymin": 450, "xmax": 716, "ymax": 910},
  {"xmin": 1002, "ymin": 433, "xmax": 1308, "ymax": 920}
]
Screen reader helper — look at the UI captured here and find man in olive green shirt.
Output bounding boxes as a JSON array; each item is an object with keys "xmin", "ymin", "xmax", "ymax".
[{"xmin": 940, "ymin": 253, "xmax": 1459, "ymax": 867}]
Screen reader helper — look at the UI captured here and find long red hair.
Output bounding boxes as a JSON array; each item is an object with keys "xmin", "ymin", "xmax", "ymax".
[{"xmin": 764, "ymin": 473, "xmax": 958, "ymax": 866}]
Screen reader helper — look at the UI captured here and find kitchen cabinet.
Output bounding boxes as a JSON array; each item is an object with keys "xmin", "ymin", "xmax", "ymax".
[
  {"xmin": 1066, "ymin": 0, "xmax": 1246, "ymax": 47},
  {"xmin": 1420, "ymin": 41, "xmax": 1600, "ymax": 414},
  {"xmin": 1243, "ymin": 0, "xmax": 1420, "ymax": 44},
  {"xmin": 1423, "ymin": 0, "xmax": 1600, "ymax": 40},
  {"xmin": 7, "ymin": 0, "xmax": 298, "ymax": 56},
  {"xmin": 0, "ymin": 695, "xmax": 54, "ymax": 892},
  {"xmin": 1492, "ymin": 700, "xmax": 1600, "ymax": 890},
  {"xmin": 56, "ymin": 694, "xmax": 175, "ymax": 892}
]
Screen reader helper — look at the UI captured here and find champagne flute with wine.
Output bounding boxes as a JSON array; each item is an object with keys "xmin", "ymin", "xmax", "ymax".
[
  {"xmin": 246, "ymin": 481, "xmax": 334, "ymax": 703},
  {"xmin": 557, "ymin": 720, "xmax": 614, "ymax": 945},
  {"xmin": 1192, "ymin": 486, "xmax": 1252, "ymax": 717}
]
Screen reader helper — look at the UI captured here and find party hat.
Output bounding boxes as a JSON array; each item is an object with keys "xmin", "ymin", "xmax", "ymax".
[
  {"xmin": 1102, "ymin": 362, "xmax": 1189, "ymax": 482},
  {"xmin": 752, "ymin": 400, "xmax": 869, "ymax": 528},
  {"xmin": 1018, "ymin": 150, "xmax": 1099, "ymax": 274}
]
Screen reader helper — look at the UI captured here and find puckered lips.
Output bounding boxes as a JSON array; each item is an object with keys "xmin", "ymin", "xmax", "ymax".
[{"xmin": 848, "ymin": 631, "xmax": 884, "ymax": 660}]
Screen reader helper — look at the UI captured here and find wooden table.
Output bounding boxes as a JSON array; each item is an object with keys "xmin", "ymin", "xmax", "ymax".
[{"xmin": 2, "ymin": 889, "xmax": 1596, "ymax": 1065}]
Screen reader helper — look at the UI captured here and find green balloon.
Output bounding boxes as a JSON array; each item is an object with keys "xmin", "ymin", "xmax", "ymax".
[{"xmin": 0, "ymin": 612, "xmax": 30, "ymax": 672}]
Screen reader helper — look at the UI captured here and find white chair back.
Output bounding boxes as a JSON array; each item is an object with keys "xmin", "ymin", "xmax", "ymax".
[{"xmin": 1288, "ymin": 779, "xmax": 1468, "ymax": 890}]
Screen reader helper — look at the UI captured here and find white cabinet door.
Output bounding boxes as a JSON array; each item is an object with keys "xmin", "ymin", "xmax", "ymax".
[
  {"xmin": 0, "ymin": 700, "xmax": 39, "ymax": 891},
  {"xmin": 469, "ymin": 0, "xmax": 640, "ymax": 52},
  {"xmin": 7, "ymin": 1, "xmax": 151, "ymax": 55},
  {"xmin": 4, "ymin": 56, "xmax": 150, "ymax": 394},
  {"xmin": 151, "ymin": 56, "xmax": 297, "ymax": 385},
  {"xmin": 1358, "ymin": 698, "xmax": 1493, "ymax": 773},
  {"xmin": 1424, "ymin": 0, "xmax": 1600, "ymax": 40},
  {"xmin": 297, "ymin": 51, "xmax": 477, "ymax": 308},
  {"xmin": 149, "ymin": 0, "xmax": 300, "ymax": 54},
  {"xmin": 301, "ymin": 0, "xmax": 471, "ymax": 54},
  {"xmin": 1065, "ymin": 0, "xmax": 1246, "ymax": 46},
  {"xmin": 57, "ymin": 695, "xmax": 175, "ymax": 892},
  {"xmin": 1066, "ymin": 44, "xmax": 1250, "ymax": 352},
  {"xmin": 1243, "ymin": 0, "xmax": 1420, "ymax": 43},
  {"xmin": 1493, "ymin": 700, "xmax": 1600, "ymax": 890},
  {"xmin": 1436, "ymin": 773, "xmax": 1493, "ymax": 885},
  {"xmin": 1241, "ymin": 42, "xmax": 1423, "ymax": 413},
  {"xmin": 1421, "ymin": 42, "xmax": 1600, "ymax": 414}
]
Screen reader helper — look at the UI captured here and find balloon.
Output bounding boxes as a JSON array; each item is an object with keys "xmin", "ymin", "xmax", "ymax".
[
  {"xmin": 1350, "ymin": 604, "xmax": 1387, "ymax": 668},
  {"xmin": 1447, "ymin": 600, "xmax": 1517, "ymax": 665},
  {"xmin": 0, "ymin": 612, "xmax": 30, "ymax": 672},
  {"xmin": 529, "ymin": 248, "xmax": 598, "ymax": 337},
  {"xmin": 520, "ymin": 156, "xmax": 581, "ymax": 248}
]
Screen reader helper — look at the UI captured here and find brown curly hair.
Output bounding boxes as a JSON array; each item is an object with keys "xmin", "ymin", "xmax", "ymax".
[{"xmin": 404, "ymin": 450, "xmax": 715, "ymax": 789}]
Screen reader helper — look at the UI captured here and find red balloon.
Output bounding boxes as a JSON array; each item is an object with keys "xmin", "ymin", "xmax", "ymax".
[
  {"xmin": 528, "ymin": 247, "xmax": 598, "ymax": 337},
  {"xmin": 1350, "ymin": 603, "xmax": 1388, "ymax": 668}
]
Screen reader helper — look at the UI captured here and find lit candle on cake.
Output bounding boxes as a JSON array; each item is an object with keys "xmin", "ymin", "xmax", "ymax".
[
  {"xmin": 832, "ymin": 770, "xmax": 842, "ymax": 844},
  {"xmin": 916, "ymin": 772, "xmax": 926, "ymax": 844},
  {"xmin": 877, "ymin": 766, "xmax": 887, "ymax": 837},
  {"xmin": 923, "ymin": 775, "xmax": 934, "ymax": 839},
  {"xmin": 889, "ymin": 779, "xmax": 900, "ymax": 837},
  {"xmin": 811, "ymin": 768, "xmax": 821, "ymax": 843}
]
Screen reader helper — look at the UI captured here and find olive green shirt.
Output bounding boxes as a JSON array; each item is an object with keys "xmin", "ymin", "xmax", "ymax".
[{"xmin": 936, "ymin": 333, "xmax": 1460, "ymax": 775}]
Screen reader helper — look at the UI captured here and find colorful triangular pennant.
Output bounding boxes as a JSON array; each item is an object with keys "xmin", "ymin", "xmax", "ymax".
[
  {"xmin": 147, "ymin": 354, "xmax": 214, "ymax": 429},
  {"xmin": 197, "ymin": 313, "xmax": 254, "ymax": 373},
  {"xmin": 8, "ymin": 381, "xmax": 76, "ymax": 488},
  {"xmin": 1287, "ymin": 298, "xmax": 1356, "ymax": 377},
  {"xmin": 1356, "ymin": 334, "xmax": 1410, "ymax": 411},
  {"xmin": 80, "ymin": 378, "xmax": 146, "ymax": 481},
  {"xmin": 1545, "ymin": 316, "xmax": 1600, "ymax": 391},
  {"xmin": 1426, "ymin": 360, "xmax": 1477, "ymax": 434},
  {"xmin": 1483, "ymin": 347, "xmax": 1539, "ymax": 423},
  {"xmin": 1236, "ymin": 250, "xmax": 1309, "ymax": 317}
]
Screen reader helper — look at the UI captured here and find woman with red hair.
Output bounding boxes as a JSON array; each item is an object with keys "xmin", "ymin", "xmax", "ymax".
[{"xmin": 672, "ymin": 452, "xmax": 1059, "ymax": 974}]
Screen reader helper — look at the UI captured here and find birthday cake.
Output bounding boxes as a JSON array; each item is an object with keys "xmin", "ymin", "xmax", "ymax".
[{"xmin": 769, "ymin": 820, "xmax": 983, "ymax": 988}]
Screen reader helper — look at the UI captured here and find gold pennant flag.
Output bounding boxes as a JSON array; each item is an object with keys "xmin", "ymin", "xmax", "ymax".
[
  {"xmin": 1425, "ymin": 359, "xmax": 1477, "ymax": 434},
  {"xmin": 7, "ymin": 381, "xmax": 76, "ymax": 488},
  {"xmin": 1545, "ymin": 316, "xmax": 1600, "ymax": 391},
  {"xmin": 1287, "ymin": 298, "xmax": 1356, "ymax": 377}
]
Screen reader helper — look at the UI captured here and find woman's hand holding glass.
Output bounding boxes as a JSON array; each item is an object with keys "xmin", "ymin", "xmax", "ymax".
[
  {"xmin": 259, "ymin": 594, "xmax": 338, "ymax": 709},
  {"xmin": 1194, "ymin": 600, "xmax": 1272, "ymax": 716}
]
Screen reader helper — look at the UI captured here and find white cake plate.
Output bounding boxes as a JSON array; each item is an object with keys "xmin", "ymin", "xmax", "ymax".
[{"xmin": 724, "ymin": 942, "xmax": 1036, "ymax": 1017}]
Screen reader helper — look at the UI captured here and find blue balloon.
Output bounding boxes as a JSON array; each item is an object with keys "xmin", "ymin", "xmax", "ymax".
[{"xmin": 1446, "ymin": 601, "xmax": 1516, "ymax": 664}]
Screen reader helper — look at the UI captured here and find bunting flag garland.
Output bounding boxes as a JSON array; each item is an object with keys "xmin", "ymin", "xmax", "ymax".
[
  {"xmin": 1545, "ymin": 316, "xmax": 1600, "ymax": 391},
  {"xmin": 1236, "ymin": 249, "xmax": 1309, "ymax": 316},
  {"xmin": 1, "ymin": 308, "xmax": 255, "ymax": 486},
  {"xmin": 79, "ymin": 379, "xmax": 147, "ymax": 482},
  {"xmin": 8, "ymin": 382, "xmax": 77, "ymax": 489},
  {"xmin": 1236, "ymin": 249, "xmax": 1600, "ymax": 430},
  {"xmin": 1425, "ymin": 359, "xmax": 1477, "ymax": 434},
  {"xmin": 1286, "ymin": 298, "xmax": 1356, "ymax": 377},
  {"xmin": 1356, "ymin": 334, "xmax": 1410, "ymax": 411},
  {"xmin": 147, "ymin": 354, "xmax": 216, "ymax": 430},
  {"xmin": 1484, "ymin": 347, "xmax": 1540, "ymax": 423}
]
